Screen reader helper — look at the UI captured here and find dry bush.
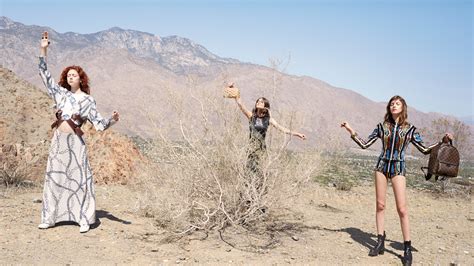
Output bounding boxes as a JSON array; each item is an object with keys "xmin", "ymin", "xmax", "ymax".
[
  {"xmin": 0, "ymin": 161, "xmax": 31, "ymax": 187},
  {"xmin": 0, "ymin": 144, "xmax": 34, "ymax": 188},
  {"xmin": 133, "ymin": 79, "xmax": 319, "ymax": 247}
]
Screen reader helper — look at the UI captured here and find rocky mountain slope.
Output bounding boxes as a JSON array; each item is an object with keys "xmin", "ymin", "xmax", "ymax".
[{"xmin": 1, "ymin": 16, "xmax": 465, "ymax": 151}]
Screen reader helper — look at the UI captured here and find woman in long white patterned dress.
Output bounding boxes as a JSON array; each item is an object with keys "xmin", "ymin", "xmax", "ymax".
[{"xmin": 37, "ymin": 31, "xmax": 120, "ymax": 233}]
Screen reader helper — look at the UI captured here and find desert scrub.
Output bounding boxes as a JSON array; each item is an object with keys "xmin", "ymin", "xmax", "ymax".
[{"xmin": 132, "ymin": 81, "xmax": 320, "ymax": 245}]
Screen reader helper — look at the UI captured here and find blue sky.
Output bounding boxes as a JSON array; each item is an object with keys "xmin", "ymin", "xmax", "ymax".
[{"xmin": 2, "ymin": 0, "xmax": 472, "ymax": 118}]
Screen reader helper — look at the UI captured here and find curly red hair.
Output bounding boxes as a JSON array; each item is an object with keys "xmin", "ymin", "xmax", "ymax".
[{"xmin": 58, "ymin": 66, "xmax": 90, "ymax": 94}]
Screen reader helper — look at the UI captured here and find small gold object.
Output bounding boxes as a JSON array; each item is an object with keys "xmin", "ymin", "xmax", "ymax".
[{"xmin": 223, "ymin": 85, "xmax": 240, "ymax": 98}]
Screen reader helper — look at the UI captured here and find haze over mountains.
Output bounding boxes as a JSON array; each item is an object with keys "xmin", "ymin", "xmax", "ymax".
[{"xmin": 0, "ymin": 16, "xmax": 461, "ymax": 150}]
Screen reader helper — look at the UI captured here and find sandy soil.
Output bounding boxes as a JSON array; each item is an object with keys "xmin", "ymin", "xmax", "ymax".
[{"xmin": 1, "ymin": 183, "xmax": 472, "ymax": 265}]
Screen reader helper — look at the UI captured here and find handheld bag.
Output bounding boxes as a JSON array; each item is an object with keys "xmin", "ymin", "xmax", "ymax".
[
  {"xmin": 421, "ymin": 139, "xmax": 460, "ymax": 181},
  {"xmin": 223, "ymin": 85, "xmax": 240, "ymax": 98}
]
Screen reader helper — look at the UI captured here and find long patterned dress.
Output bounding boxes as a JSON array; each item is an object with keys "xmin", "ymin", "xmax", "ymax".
[{"xmin": 38, "ymin": 57, "xmax": 114, "ymax": 226}]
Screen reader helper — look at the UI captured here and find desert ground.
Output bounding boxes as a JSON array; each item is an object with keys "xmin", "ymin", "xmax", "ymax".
[{"xmin": 1, "ymin": 181, "xmax": 472, "ymax": 265}]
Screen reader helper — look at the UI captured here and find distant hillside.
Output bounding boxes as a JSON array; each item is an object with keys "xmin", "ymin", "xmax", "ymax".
[
  {"xmin": 1, "ymin": 16, "xmax": 467, "ymax": 152},
  {"xmin": 0, "ymin": 67, "xmax": 141, "ymax": 184}
]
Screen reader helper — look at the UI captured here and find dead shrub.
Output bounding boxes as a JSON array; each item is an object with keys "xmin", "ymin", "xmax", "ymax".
[{"xmin": 133, "ymin": 81, "xmax": 320, "ymax": 249}]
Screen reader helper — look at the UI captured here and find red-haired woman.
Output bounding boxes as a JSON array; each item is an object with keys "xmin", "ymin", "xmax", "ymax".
[
  {"xmin": 37, "ymin": 31, "xmax": 119, "ymax": 233},
  {"xmin": 341, "ymin": 95, "xmax": 452, "ymax": 265}
]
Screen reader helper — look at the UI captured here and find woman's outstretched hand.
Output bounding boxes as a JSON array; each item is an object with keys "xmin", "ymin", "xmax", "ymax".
[
  {"xmin": 41, "ymin": 31, "xmax": 50, "ymax": 49},
  {"xmin": 296, "ymin": 133, "xmax": 307, "ymax": 140},
  {"xmin": 340, "ymin": 121, "xmax": 355, "ymax": 136},
  {"xmin": 40, "ymin": 31, "xmax": 50, "ymax": 57},
  {"xmin": 444, "ymin": 133, "xmax": 454, "ymax": 141},
  {"xmin": 112, "ymin": 111, "xmax": 120, "ymax": 122}
]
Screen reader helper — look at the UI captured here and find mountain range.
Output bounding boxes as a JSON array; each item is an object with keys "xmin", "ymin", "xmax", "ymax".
[{"xmin": 1, "ymin": 16, "xmax": 466, "ymax": 151}]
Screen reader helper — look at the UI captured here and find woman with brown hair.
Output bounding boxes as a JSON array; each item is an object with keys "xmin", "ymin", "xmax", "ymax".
[
  {"xmin": 232, "ymin": 84, "xmax": 306, "ymax": 192},
  {"xmin": 341, "ymin": 95, "xmax": 453, "ymax": 265},
  {"xmin": 37, "ymin": 31, "xmax": 119, "ymax": 233}
]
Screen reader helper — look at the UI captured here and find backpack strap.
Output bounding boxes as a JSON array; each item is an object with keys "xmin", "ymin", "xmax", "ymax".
[
  {"xmin": 442, "ymin": 135, "xmax": 453, "ymax": 145},
  {"xmin": 421, "ymin": 167, "xmax": 432, "ymax": 180}
]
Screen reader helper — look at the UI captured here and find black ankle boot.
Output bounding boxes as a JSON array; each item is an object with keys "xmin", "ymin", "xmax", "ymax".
[
  {"xmin": 403, "ymin": 241, "xmax": 413, "ymax": 266},
  {"xmin": 369, "ymin": 231, "xmax": 385, "ymax": 256}
]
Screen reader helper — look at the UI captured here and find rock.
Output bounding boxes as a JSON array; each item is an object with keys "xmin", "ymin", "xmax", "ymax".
[
  {"xmin": 225, "ymin": 248, "xmax": 232, "ymax": 252},
  {"xmin": 32, "ymin": 199, "xmax": 42, "ymax": 203},
  {"xmin": 291, "ymin": 235, "xmax": 299, "ymax": 241}
]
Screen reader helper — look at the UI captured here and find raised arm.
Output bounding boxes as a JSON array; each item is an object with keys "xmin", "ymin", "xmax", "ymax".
[
  {"xmin": 38, "ymin": 31, "xmax": 67, "ymax": 103},
  {"xmin": 269, "ymin": 117, "xmax": 306, "ymax": 140},
  {"xmin": 341, "ymin": 122, "xmax": 380, "ymax": 149},
  {"xmin": 234, "ymin": 96, "xmax": 252, "ymax": 120}
]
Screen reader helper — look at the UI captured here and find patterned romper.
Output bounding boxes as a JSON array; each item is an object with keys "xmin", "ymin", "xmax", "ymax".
[
  {"xmin": 351, "ymin": 121, "xmax": 440, "ymax": 178},
  {"xmin": 39, "ymin": 57, "xmax": 115, "ymax": 226}
]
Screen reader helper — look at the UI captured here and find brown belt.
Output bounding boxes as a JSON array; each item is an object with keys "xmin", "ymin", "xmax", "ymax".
[{"xmin": 51, "ymin": 110, "xmax": 85, "ymax": 136}]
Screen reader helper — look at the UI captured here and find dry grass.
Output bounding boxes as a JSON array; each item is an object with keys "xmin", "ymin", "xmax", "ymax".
[
  {"xmin": 132, "ymin": 78, "xmax": 321, "ymax": 249},
  {"xmin": 0, "ymin": 144, "xmax": 35, "ymax": 188}
]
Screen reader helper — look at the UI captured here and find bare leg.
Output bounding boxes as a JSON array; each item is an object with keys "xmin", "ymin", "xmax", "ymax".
[
  {"xmin": 375, "ymin": 171, "xmax": 388, "ymax": 235},
  {"xmin": 391, "ymin": 175, "xmax": 410, "ymax": 241}
]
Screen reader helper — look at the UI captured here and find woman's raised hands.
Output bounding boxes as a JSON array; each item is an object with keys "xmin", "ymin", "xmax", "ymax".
[
  {"xmin": 40, "ymin": 31, "xmax": 50, "ymax": 57},
  {"xmin": 41, "ymin": 31, "xmax": 50, "ymax": 49},
  {"xmin": 340, "ymin": 121, "xmax": 356, "ymax": 136}
]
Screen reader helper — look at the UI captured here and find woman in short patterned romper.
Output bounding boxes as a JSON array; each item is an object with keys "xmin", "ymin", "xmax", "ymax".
[
  {"xmin": 341, "ymin": 95, "xmax": 453, "ymax": 265},
  {"xmin": 37, "ymin": 31, "xmax": 120, "ymax": 233}
]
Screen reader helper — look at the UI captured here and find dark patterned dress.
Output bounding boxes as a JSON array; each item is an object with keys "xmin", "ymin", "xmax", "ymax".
[{"xmin": 246, "ymin": 113, "xmax": 270, "ymax": 176}]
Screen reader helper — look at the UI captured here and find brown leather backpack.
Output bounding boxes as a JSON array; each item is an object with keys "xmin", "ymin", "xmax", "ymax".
[{"xmin": 421, "ymin": 137, "xmax": 460, "ymax": 181}]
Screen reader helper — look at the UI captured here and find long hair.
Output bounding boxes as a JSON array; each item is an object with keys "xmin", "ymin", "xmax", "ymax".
[
  {"xmin": 252, "ymin": 97, "xmax": 270, "ymax": 117},
  {"xmin": 384, "ymin": 95, "xmax": 408, "ymax": 126},
  {"xmin": 58, "ymin": 66, "xmax": 90, "ymax": 94}
]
